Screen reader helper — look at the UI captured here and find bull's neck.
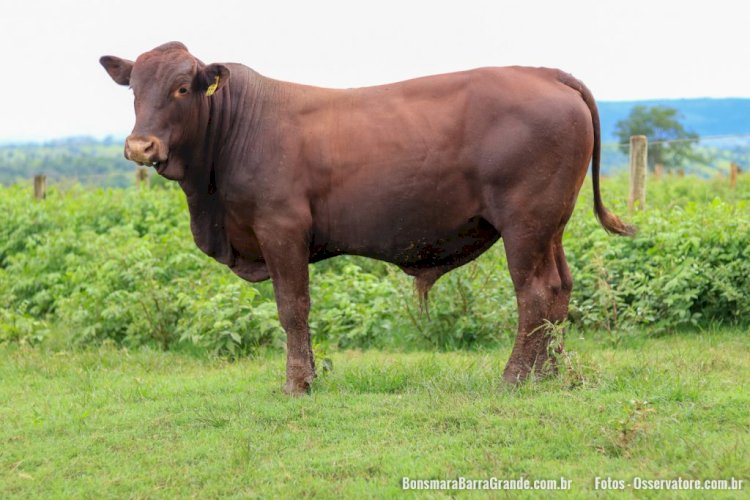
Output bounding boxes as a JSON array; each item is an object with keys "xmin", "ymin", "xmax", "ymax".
[
  {"xmin": 178, "ymin": 66, "xmax": 279, "ymax": 196},
  {"xmin": 175, "ymin": 67, "xmax": 280, "ymax": 266}
]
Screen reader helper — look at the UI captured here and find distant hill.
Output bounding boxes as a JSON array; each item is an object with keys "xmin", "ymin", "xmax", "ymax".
[
  {"xmin": 1, "ymin": 98, "xmax": 749, "ymax": 185},
  {"xmin": 0, "ymin": 136, "xmax": 134, "ymax": 187},
  {"xmin": 598, "ymin": 98, "xmax": 750, "ymax": 143}
]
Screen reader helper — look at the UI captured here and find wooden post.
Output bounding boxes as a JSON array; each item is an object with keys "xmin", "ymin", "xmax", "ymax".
[
  {"xmin": 654, "ymin": 163, "xmax": 664, "ymax": 179},
  {"xmin": 33, "ymin": 175, "xmax": 47, "ymax": 200},
  {"xmin": 628, "ymin": 135, "xmax": 647, "ymax": 212},
  {"xmin": 730, "ymin": 162, "xmax": 739, "ymax": 189},
  {"xmin": 136, "ymin": 166, "xmax": 150, "ymax": 189}
]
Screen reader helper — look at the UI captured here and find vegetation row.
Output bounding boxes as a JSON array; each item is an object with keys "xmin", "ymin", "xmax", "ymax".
[{"xmin": 1, "ymin": 175, "xmax": 748, "ymax": 355}]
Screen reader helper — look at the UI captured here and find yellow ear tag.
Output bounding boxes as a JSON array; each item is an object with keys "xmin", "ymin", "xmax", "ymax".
[{"xmin": 205, "ymin": 75, "xmax": 220, "ymax": 96}]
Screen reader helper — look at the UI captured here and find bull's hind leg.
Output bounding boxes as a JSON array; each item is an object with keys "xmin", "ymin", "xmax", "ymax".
[
  {"xmin": 550, "ymin": 236, "xmax": 573, "ymax": 359},
  {"xmin": 501, "ymin": 230, "xmax": 571, "ymax": 384}
]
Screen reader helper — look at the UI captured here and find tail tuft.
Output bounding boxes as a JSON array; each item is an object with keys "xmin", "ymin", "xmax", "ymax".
[{"xmin": 596, "ymin": 208, "xmax": 637, "ymax": 236}]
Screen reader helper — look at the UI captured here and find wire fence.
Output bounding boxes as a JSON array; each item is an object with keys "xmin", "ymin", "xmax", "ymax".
[
  {"xmin": 602, "ymin": 133, "xmax": 750, "ymax": 177},
  {"xmin": 614, "ymin": 133, "xmax": 750, "ymax": 148}
]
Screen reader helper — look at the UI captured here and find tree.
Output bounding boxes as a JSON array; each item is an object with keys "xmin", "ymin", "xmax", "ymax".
[{"xmin": 615, "ymin": 105, "xmax": 702, "ymax": 171}]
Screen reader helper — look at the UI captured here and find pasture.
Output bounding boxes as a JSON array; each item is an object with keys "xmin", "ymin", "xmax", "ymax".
[
  {"xmin": 1, "ymin": 174, "xmax": 748, "ymax": 496},
  {"xmin": 1, "ymin": 329, "xmax": 748, "ymax": 497}
]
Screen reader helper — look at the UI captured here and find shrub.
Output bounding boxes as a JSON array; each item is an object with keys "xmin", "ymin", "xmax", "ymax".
[{"xmin": 1, "ymin": 174, "xmax": 748, "ymax": 353}]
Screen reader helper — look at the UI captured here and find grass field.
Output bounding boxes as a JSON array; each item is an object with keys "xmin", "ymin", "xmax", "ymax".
[{"xmin": 1, "ymin": 327, "xmax": 748, "ymax": 498}]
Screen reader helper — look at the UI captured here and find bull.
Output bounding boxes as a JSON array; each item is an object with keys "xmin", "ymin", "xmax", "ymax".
[{"xmin": 100, "ymin": 42, "xmax": 633, "ymax": 395}]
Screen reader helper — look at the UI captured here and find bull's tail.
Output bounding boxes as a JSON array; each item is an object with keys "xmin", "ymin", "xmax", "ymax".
[{"xmin": 558, "ymin": 72, "xmax": 636, "ymax": 236}]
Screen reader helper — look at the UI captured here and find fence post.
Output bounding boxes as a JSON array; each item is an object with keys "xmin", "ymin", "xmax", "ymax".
[
  {"xmin": 136, "ymin": 166, "xmax": 150, "ymax": 189},
  {"xmin": 33, "ymin": 174, "xmax": 47, "ymax": 200},
  {"xmin": 628, "ymin": 135, "xmax": 647, "ymax": 212},
  {"xmin": 654, "ymin": 163, "xmax": 664, "ymax": 179},
  {"xmin": 730, "ymin": 162, "xmax": 739, "ymax": 189}
]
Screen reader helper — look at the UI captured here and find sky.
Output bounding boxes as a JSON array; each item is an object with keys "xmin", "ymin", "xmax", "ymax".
[{"xmin": 1, "ymin": 0, "xmax": 748, "ymax": 141}]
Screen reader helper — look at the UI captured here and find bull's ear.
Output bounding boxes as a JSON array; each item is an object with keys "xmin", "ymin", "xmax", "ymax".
[
  {"xmin": 100, "ymin": 56, "xmax": 133, "ymax": 86},
  {"xmin": 197, "ymin": 64, "xmax": 230, "ymax": 96}
]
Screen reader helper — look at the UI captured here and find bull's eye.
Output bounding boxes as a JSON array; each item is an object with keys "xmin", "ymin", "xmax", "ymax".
[{"xmin": 178, "ymin": 87, "xmax": 189, "ymax": 95}]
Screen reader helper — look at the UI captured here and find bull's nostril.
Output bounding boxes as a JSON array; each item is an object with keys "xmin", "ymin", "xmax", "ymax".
[{"xmin": 125, "ymin": 135, "xmax": 162, "ymax": 164}]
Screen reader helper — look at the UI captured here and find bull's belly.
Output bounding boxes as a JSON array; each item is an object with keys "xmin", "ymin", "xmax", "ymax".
[
  {"xmin": 313, "ymin": 164, "xmax": 500, "ymax": 268},
  {"xmin": 316, "ymin": 214, "xmax": 500, "ymax": 270}
]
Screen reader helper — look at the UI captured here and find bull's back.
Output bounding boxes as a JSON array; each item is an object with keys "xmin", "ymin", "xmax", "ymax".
[{"xmin": 301, "ymin": 65, "xmax": 589, "ymax": 188}]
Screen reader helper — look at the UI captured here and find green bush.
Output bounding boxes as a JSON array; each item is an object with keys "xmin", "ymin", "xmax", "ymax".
[
  {"xmin": 566, "ymin": 197, "xmax": 750, "ymax": 333},
  {"xmin": 0, "ymin": 186, "xmax": 281, "ymax": 353},
  {"xmin": 1, "ymin": 174, "xmax": 748, "ymax": 354}
]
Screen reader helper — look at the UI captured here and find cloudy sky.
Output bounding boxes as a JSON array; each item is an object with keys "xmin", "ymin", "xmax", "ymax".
[{"xmin": 1, "ymin": 0, "xmax": 748, "ymax": 141}]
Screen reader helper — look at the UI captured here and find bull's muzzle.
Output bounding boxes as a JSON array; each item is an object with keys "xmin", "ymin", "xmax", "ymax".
[{"xmin": 125, "ymin": 135, "xmax": 167, "ymax": 167}]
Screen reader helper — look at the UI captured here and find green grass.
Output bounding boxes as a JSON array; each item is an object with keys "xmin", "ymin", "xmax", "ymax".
[{"xmin": 1, "ymin": 328, "xmax": 748, "ymax": 498}]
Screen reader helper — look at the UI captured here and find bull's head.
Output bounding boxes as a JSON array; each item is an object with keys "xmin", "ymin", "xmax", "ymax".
[{"xmin": 100, "ymin": 42, "xmax": 229, "ymax": 180}]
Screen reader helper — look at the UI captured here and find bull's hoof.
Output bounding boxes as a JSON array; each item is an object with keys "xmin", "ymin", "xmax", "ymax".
[
  {"xmin": 284, "ymin": 360, "xmax": 316, "ymax": 396},
  {"xmin": 502, "ymin": 357, "xmax": 559, "ymax": 385},
  {"xmin": 283, "ymin": 380, "xmax": 311, "ymax": 396},
  {"xmin": 282, "ymin": 372, "xmax": 315, "ymax": 396},
  {"xmin": 502, "ymin": 363, "xmax": 531, "ymax": 385}
]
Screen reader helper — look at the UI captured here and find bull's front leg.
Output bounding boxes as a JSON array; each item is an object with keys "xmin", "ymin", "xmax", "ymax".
[{"xmin": 256, "ymin": 227, "xmax": 316, "ymax": 395}]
